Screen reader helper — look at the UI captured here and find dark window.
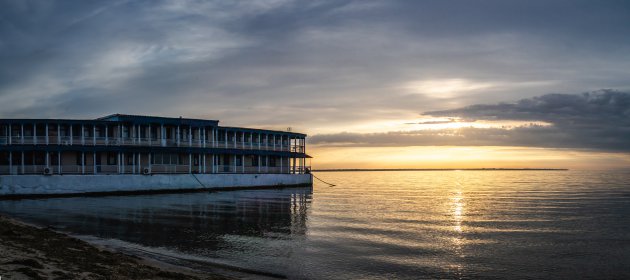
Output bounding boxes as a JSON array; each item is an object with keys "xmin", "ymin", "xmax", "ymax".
[
  {"xmin": 34, "ymin": 152, "xmax": 45, "ymax": 165},
  {"xmin": 0, "ymin": 152, "xmax": 8, "ymax": 165},
  {"xmin": 107, "ymin": 152, "xmax": 117, "ymax": 165}
]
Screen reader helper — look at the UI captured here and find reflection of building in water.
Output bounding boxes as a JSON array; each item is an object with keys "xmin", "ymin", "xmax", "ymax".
[{"xmin": 0, "ymin": 187, "xmax": 312, "ymax": 251}]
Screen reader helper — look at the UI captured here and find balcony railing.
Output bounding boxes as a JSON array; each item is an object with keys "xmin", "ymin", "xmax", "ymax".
[
  {"xmin": 0, "ymin": 164, "xmax": 309, "ymax": 175},
  {"xmin": 0, "ymin": 136, "xmax": 302, "ymax": 152}
]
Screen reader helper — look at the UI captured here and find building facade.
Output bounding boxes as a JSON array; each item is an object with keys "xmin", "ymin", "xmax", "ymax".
[{"xmin": 0, "ymin": 114, "xmax": 311, "ymax": 196}]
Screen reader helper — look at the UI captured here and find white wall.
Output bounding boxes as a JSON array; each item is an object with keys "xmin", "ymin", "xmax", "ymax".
[{"xmin": 0, "ymin": 174, "xmax": 312, "ymax": 196}]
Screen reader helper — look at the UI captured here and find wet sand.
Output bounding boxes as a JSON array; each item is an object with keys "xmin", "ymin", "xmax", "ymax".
[{"xmin": 0, "ymin": 215, "xmax": 231, "ymax": 280}]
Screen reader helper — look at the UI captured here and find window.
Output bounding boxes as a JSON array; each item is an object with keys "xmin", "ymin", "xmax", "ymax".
[{"xmin": 107, "ymin": 152, "xmax": 117, "ymax": 165}]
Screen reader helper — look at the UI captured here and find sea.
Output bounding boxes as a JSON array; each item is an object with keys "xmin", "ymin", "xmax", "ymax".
[{"xmin": 1, "ymin": 170, "xmax": 629, "ymax": 279}]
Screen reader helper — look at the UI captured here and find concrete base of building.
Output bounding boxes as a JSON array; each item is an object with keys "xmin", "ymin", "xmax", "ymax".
[{"xmin": 0, "ymin": 174, "xmax": 313, "ymax": 198}]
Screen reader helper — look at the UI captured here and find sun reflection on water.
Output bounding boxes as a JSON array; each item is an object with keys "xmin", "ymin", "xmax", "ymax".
[{"xmin": 451, "ymin": 180, "xmax": 467, "ymax": 265}]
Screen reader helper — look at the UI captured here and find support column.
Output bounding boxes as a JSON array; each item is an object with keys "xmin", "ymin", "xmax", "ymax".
[
  {"xmin": 93, "ymin": 125, "xmax": 96, "ymax": 145},
  {"xmin": 21, "ymin": 124, "xmax": 24, "ymax": 144},
  {"xmin": 177, "ymin": 125, "xmax": 180, "ymax": 146},
  {"xmin": 105, "ymin": 125, "xmax": 108, "ymax": 145},
  {"xmin": 211, "ymin": 128, "xmax": 215, "ymax": 148},
  {"xmin": 58, "ymin": 152, "xmax": 61, "ymax": 174},
  {"xmin": 69, "ymin": 124, "xmax": 73, "ymax": 145},
  {"xmin": 9, "ymin": 152, "xmax": 12, "ymax": 175},
  {"xmin": 81, "ymin": 152, "xmax": 85, "ymax": 174},
  {"xmin": 132, "ymin": 152, "xmax": 135, "ymax": 174},
  {"xmin": 21, "ymin": 151, "xmax": 24, "ymax": 174},
  {"xmin": 148, "ymin": 153, "xmax": 152, "ymax": 172},
  {"xmin": 257, "ymin": 155, "xmax": 261, "ymax": 173},
  {"xmin": 279, "ymin": 156, "xmax": 283, "ymax": 174},
  {"xmin": 57, "ymin": 124, "xmax": 60, "ymax": 144},
  {"xmin": 225, "ymin": 130, "xmax": 228, "ymax": 148},
  {"xmin": 81, "ymin": 125, "xmax": 85, "ymax": 145},
  {"xmin": 46, "ymin": 151, "xmax": 49, "ymax": 168},
  {"xmin": 93, "ymin": 152, "xmax": 97, "ymax": 174},
  {"xmin": 233, "ymin": 154, "xmax": 236, "ymax": 173},
  {"xmin": 189, "ymin": 126, "xmax": 192, "ymax": 147},
  {"xmin": 160, "ymin": 124, "xmax": 164, "ymax": 146},
  {"xmin": 45, "ymin": 123, "xmax": 49, "ymax": 145},
  {"xmin": 188, "ymin": 153, "xmax": 192, "ymax": 174},
  {"xmin": 33, "ymin": 123, "xmax": 36, "ymax": 145},
  {"xmin": 242, "ymin": 154, "xmax": 245, "ymax": 173},
  {"xmin": 203, "ymin": 127, "xmax": 206, "ymax": 148}
]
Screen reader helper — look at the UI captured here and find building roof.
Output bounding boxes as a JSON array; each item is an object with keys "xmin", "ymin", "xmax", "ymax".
[
  {"xmin": 0, "ymin": 114, "xmax": 306, "ymax": 137},
  {"xmin": 96, "ymin": 113, "xmax": 219, "ymax": 126}
]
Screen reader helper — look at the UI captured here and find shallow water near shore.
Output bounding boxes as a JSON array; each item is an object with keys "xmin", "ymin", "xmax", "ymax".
[{"xmin": 1, "ymin": 170, "xmax": 630, "ymax": 279}]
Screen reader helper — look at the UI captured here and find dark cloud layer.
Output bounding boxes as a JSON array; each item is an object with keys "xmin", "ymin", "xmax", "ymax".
[
  {"xmin": 1, "ymin": 0, "xmax": 630, "ymax": 136},
  {"xmin": 310, "ymin": 91, "xmax": 630, "ymax": 151}
]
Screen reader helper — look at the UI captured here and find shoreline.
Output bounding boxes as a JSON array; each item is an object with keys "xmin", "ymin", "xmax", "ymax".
[{"xmin": 0, "ymin": 214, "xmax": 232, "ymax": 280}]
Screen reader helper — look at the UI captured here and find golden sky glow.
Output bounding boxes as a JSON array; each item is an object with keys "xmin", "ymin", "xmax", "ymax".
[{"xmin": 309, "ymin": 146, "xmax": 630, "ymax": 170}]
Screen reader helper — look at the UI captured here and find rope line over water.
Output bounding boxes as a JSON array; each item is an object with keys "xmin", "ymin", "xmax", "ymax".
[
  {"xmin": 191, "ymin": 173, "xmax": 206, "ymax": 188},
  {"xmin": 311, "ymin": 173, "xmax": 336, "ymax": 187}
]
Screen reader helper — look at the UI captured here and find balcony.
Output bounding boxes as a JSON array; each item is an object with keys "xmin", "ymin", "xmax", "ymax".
[{"xmin": 0, "ymin": 136, "xmax": 300, "ymax": 152}]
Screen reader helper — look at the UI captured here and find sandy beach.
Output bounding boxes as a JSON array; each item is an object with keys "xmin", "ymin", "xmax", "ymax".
[{"xmin": 0, "ymin": 214, "xmax": 230, "ymax": 280}]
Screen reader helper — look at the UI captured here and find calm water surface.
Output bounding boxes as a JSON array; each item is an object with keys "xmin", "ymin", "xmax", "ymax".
[{"xmin": 1, "ymin": 170, "xmax": 630, "ymax": 279}]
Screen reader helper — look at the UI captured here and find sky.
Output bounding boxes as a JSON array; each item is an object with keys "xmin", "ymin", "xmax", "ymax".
[{"xmin": 1, "ymin": 0, "xmax": 629, "ymax": 169}]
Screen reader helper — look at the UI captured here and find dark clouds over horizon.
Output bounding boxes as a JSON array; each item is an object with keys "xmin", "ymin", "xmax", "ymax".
[
  {"xmin": 1, "ymin": 0, "xmax": 630, "ymax": 146},
  {"xmin": 310, "ymin": 90, "xmax": 630, "ymax": 152}
]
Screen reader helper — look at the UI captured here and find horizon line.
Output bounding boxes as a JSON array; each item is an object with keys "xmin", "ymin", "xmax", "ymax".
[{"xmin": 313, "ymin": 168, "xmax": 569, "ymax": 172}]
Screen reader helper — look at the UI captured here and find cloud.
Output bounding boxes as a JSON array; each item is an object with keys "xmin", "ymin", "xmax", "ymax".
[
  {"xmin": 404, "ymin": 118, "xmax": 471, "ymax": 125},
  {"xmin": 424, "ymin": 90, "xmax": 630, "ymax": 124},
  {"xmin": 1, "ymin": 0, "xmax": 630, "ymax": 134},
  {"xmin": 310, "ymin": 90, "xmax": 630, "ymax": 152}
]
